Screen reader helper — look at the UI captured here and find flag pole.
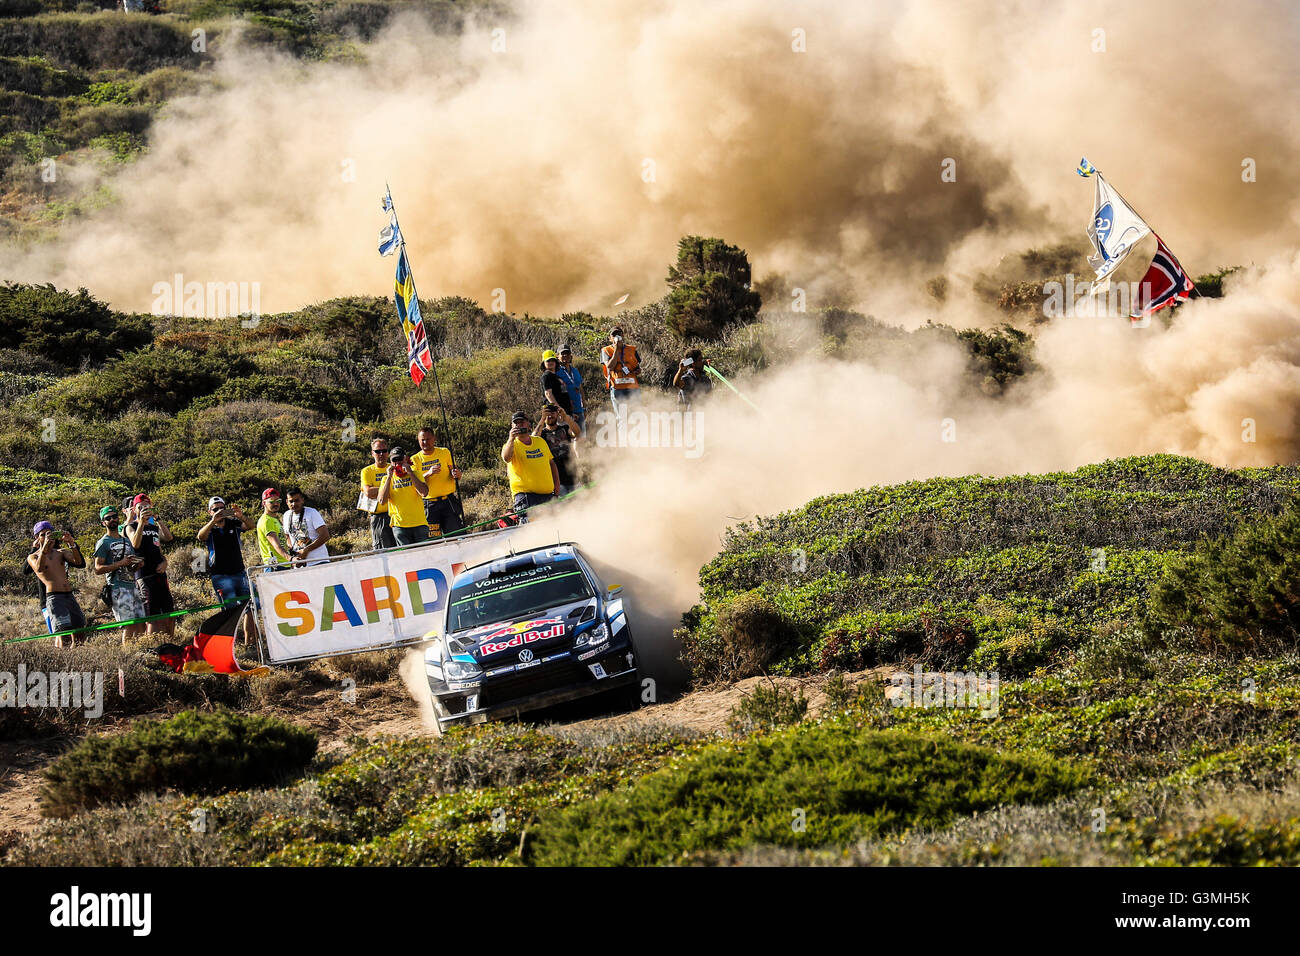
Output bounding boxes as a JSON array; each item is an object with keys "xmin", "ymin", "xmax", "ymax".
[{"xmin": 384, "ymin": 187, "xmax": 460, "ymax": 475}]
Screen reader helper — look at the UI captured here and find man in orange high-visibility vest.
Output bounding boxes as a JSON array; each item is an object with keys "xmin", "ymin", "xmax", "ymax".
[{"xmin": 600, "ymin": 326, "xmax": 640, "ymax": 427}]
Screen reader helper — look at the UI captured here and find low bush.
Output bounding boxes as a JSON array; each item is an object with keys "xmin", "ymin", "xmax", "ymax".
[
  {"xmin": 0, "ymin": 282, "xmax": 151, "ymax": 369},
  {"xmin": 528, "ymin": 725, "xmax": 1090, "ymax": 865},
  {"xmin": 1145, "ymin": 498, "xmax": 1300, "ymax": 651},
  {"xmin": 39, "ymin": 709, "xmax": 317, "ymax": 817},
  {"xmin": 726, "ymin": 682, "xmax": 808, "ymax": 734}
]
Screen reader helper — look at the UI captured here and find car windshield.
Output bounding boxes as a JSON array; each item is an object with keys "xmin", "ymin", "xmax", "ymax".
[{"xmin": 448, "ymin": 558, "xmax": 595, "ymax": 633}]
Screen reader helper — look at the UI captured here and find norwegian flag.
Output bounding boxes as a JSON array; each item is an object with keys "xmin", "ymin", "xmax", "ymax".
[{"xmin": 1131, "ymin": 235, "xmax": 1195, "ymax": 321}]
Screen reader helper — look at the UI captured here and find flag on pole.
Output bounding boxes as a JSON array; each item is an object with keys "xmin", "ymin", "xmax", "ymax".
[
  {"xmin": 1086, "ymin": 172, "xmax": 1151, "ymax": 284},
  {"xmin": 1131, "ymin": 235, "xmax": 1195, "ymax": 319},
  {"xmin": 1076, "ymin": 156, "xmax": 1098, "ymax": 178},
  {"xmin": 394, "ymin": 247, "xmax": 434, "ymax": 386},
  {"xmin": 378, "ymin": 214, "xmax": 401, "ymax": 256}
]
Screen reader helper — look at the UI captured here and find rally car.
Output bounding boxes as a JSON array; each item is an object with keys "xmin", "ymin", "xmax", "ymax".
[{"xmin": 423, "ymin": 543, "xmax": 639, "ymax": 731}]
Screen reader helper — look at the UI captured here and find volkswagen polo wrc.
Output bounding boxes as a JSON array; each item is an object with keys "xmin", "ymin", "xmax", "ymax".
[{"xmin": 424, "ymin": 543, "xmax": 639, "ymax": 731}]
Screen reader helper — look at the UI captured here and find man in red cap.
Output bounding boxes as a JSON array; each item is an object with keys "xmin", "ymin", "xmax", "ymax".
[
  {"xmin": 125, "ymin": 493, "xmax": 176, "ymax": 637},
  {"xmin": 256, "ymin": 488, "xmax": 293, "ymax": 569}
]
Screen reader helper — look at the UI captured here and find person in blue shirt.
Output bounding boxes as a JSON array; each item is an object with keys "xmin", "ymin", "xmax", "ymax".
[{"xmin": 555, "ymin": 344, "xmax": 585, "ymax": 432}]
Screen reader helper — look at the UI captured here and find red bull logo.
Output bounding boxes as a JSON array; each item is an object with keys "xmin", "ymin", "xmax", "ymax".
[{"xmin": 479, "ymin": 618, "xmax": 565, "ymax": 655}]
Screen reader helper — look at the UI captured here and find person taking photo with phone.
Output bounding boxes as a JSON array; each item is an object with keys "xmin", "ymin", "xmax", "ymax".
[
  {"xmin": 94, "ymin": 505, "xmax": 145, "ymax": 643},
  {"xmin": 197, "ymin": 496, "xmax": 254, "ymax": 602},
  {"xmin": 502, "ymin": 411, "xmax": 559, "ymax": 522},
  {"xmin": 377, "ymin": 445, "xmax": 431, "ymax": 546},
  {"xmin": 125, "ymin": 493, "xmax": 176, "ymax": 637},
  {"xmin": 672, "ymin": 348, "xmax": 713, "ymax": 410},
  {"xmin": 27, "ymin": 519, "xmax": 87, "ymax": 647}
]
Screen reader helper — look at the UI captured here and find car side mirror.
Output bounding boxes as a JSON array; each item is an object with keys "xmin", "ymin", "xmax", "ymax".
[{"xmin": 607, "ymin": 584, "xmax": 623, "ymax": 597}]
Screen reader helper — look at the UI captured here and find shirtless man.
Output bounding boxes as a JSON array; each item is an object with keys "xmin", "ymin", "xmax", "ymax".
[{"xmin": 26, "ymin": 519, "xmax": 88, "ymax": 648}]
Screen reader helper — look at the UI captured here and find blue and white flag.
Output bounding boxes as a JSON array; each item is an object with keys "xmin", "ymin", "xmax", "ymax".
[
  {"xmin": 1086, "ymin": 173, "xmax": 1150, "ymax": 283},
  {"xmin": 381, "ymin": 192, "xmax": 394, "ymax": 213},
  {"xmin": 1076, "ymin": 157, "xmax": 1098, "ymax": 178},
  {"xmin": 378, "ymin": 214, "xmax": 401, "ymax": 256}
]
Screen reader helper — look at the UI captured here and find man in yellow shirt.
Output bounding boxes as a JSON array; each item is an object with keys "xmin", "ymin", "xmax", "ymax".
[
  {"xmin": 377, "ymin": 445, "xmax": 431, "ymax": 546},
  {"xmin": 411, "ymin": 426, "xmax": 465, "ymax": 537},
  {"xmin": 501, "ymin": 411, "xmax": 559, "ymax": 523},
  {"xmin": 360, "ymin": 437, "xmax": 397, "ymax": 550}
]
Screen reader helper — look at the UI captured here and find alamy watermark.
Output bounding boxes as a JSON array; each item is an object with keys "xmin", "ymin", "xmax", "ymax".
[
  {"xmin": 591, "ymin": 410, "xmax": 704, "ymax": 459},
  {"xmin": 889, "ymin": 665, "xmax": 999, "ymax": 718},
  {"xmin": 0, "ymin": 666, "xmax": 104, "ymax": 718},
  {"xmin": 150, "ymin": 272, "xmax": 261, "ymax": 325},
  {"xmin": 1042, "ymin": 274, "xmax": 1154, "ymax": 321}
]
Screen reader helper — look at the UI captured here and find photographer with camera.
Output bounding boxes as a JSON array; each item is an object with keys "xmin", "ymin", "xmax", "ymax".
[
  {"xmin": 501, "ymin": 411, "xmax": 559, "ymax": 522},
  {"xmin": 672, "ymin": 348, "xmax": 713, "ymax": 410},
  {"xmin": 377, "ymin": 445, "xmax": 431, "ymax": 546},
  {"xmin": 197, "ymin": 496, "xmax": 254, "ymax": 602},
  {"xmin": 600, "ymin": 327, "xmax": 641, "ymax": 425},
  {"xmin": 125, "ymin": 493, "xmax": 176, "ymax": 637}
]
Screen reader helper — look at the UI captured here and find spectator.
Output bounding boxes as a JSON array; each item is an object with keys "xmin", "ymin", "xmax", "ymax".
[
  {"xmin": 284, "ymin": 488, "xmax": 331, "ymax": 566},
  {"xmin": 93, "ymin": 505, "xmax": 145, "ymax": 644},
  {"xmin": 125, "ymin": 493, "xmax": 176, "ymax": 638},
  {"xmin": 26, "ymin": 520, "xmax": 87, "ymax": 648},
  {"xmin": 411, "ymin": 426, "xmax": 466, "ymax": 538},
  {"xmin": 256, "ymin": 488, "xmax": 293, "ymax": 569},
  {"xmin": 377, "ymin": 445, "xmax": 431, "ymax": 546},
  {"xmin": 502, "ymin": 411, "xmax": 559, "ymax": 522},
  {"xmin": 360, "ymin": 437, "xmax": 397, "ymax": 551},
  {"xmin": 534, "ymin": 402, "xmax": 582, "ymax": 496},
  {"xmin": 672, "ymin": 348, "xmax": 714, "ymax": 409},
  {"xmin": 600, "ymin": 326, "xmax": 641, "ymax": 425},
  {"xmin": 197, "ymin": 496, "xmax": 253, "ymax": 603},
  {"xmin": 556, "ymin": 344, "xmax": 586, "ymax": 432},
  {"xmin": 540, "ymin": 350, "xmax": 574, "ymax": 416}
]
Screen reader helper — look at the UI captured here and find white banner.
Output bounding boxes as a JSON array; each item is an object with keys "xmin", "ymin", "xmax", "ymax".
[{"xmin": 251, "ymin": 528, "xmax": 521, "ymax": 663}]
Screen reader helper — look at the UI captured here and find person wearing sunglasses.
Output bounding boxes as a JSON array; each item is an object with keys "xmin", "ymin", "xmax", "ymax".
[
  {"xmin": 360, "ymin": 436, "xmax": 397, "ymax": 550},
  {"xmin": 93, "ymin": 505, "xmax": 146, "ymax": 643}
]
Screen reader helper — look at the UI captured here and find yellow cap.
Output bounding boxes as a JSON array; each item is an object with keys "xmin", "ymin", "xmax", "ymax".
[{"xmin": 542, "ymin": 349, "xmax": 558, "ymax": 361}]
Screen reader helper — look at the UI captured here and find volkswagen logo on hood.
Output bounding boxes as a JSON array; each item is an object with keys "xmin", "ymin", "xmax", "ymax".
[{"xmin": 518, "ymin": 649, "xmax": 534, "ymax": 663}]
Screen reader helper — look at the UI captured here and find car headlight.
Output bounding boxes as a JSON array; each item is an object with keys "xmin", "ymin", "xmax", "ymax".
[
  {"xmin": 443, "ymin": 656, "xmax": 483, "ymax": 681},
  {"xmin": 575, "ymin": 622, "xmax": 609, "ymax": 648}
]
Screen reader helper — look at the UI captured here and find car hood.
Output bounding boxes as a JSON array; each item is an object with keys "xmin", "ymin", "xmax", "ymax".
[{"xmin": 448, "ymin": 598, "xmax": 596, "ymax": 664}]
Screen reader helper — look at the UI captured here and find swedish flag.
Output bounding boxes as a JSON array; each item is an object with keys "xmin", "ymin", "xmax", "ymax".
[
  {"xmin": 1076, "ymin": 157, "xmax": 1098, "ymax": 178},
  {"xmin": 394, "ymin": 248, "xmax": 432, "ymax": 386}
]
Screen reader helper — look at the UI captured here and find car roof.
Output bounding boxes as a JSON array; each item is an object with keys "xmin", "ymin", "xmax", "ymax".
[{"xmin": 451, "ymin": 542, "xmax": 585, "ymax": 589}]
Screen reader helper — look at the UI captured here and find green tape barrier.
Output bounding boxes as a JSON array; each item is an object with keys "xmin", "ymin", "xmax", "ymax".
[
  {"xmin": 704, "ymin": 364, "xmax": 761, "ymax": 412},
  {"xmin": 4, "ymin": 598, "xmax": 246, "ymax": 646}
]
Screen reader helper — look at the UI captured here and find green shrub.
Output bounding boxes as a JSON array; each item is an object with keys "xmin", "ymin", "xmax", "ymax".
[
  {"xmin": 1145, "ymin": 498, "xmax": 1300, "ymax": 650},
  {"xmin": 726, "ymin": 682, "xmax": 808, "ymax": 734},
  {"xmin": 680, "ymin": 590, "xmax": 799, "ymax": 682},
  {"xmin": 44, "ymin": 347, "xmax": 255, "ymax": 417},
  {"xmin": 39, "ymin": 709, "xmax": 317, "ymax": 817},
  {"xmin": 528, "ymin": 725, "xmax": 1090, "ymax": 865},
  {"xmin": 0, "ymin": 282, "xmax": 151, "ymax": 369}
]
